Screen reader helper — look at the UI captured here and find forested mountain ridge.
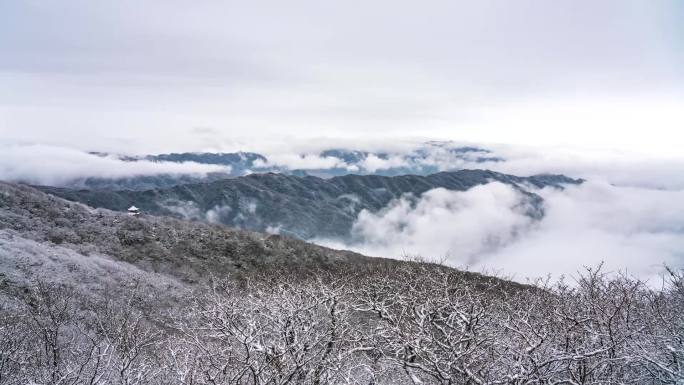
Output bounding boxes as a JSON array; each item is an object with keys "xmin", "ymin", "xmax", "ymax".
[
  {"xmin": 38, "ymin": 169, "xmax": 582, "ymax": 239},
  {"xmin": 1, "ymin": 181, "xmax": 520, "ymax": 291},
  {"xmin": 0, "ymin": 180, "xmax": 527, "ymax": 303},
  {"xmin": 0, "ymin": 181, "xmax": 388, "ymax": 283}
]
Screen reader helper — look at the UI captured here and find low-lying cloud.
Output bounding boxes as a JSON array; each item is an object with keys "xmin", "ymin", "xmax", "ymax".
[
  {"xmin": 252, "ymin": 141, "xmax": 500, "ymax": 174},
  {"xmin": 344, "ymin": 183, "xmax": 534, "ymax": 264},
  {"xmin": 474, "ymin": 145, "xmax": 684, "ymax": 190},
  {"xmin": 254, "ymin": 153, "xmax": 350, "ymax": 171},
  {"xmin": 488, "ymin": 181, "xmax": 684, "ymax": 281},
  {"xmin": 359, "ymin": 154, "xmax": 409, "ymax": 173},
  {"xmin": 317, "ymin": 181, "xmax": 684, "ymax": 281},
  {"xmin": 0, "ymin": 144, "xmax": 229, "ymax": 186},
  {"xmin": 252, "ymin": 140, "xmax": 684, "ymax": 191}
]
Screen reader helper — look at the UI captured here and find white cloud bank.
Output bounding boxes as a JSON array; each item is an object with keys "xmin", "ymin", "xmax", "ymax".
[
  {"xmin": 359, "ymin": 154, "xmax": 409, "ymax": 173},
  {"xmin": 474, "ymin": 145, "xmax": 684, "ymax": 190},
  {"xmin": 316, "ymin": 181, "xmax": 684, "ymax": 282},
  {"xmin": 249, "ymin": 140, "xmax": 499, "ymax": 174},
  {"xmin": 253, "ymin": 153, "xmax": 349, "ymax": 171},
  {"xmin": 0, "ymin": 144, "xmax": 229, "ymax": 186},
  {"xmin": 488, "ymin": 182, "xmax": 684, "ymax": 282},
  {"xmin": 347, "ymin": 183, "xmax": 534, "ymax": 264}
]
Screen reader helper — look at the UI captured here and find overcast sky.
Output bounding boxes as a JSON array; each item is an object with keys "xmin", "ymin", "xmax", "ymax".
[{"xmin": 1, "ymin": 1, "xmax": 683, "ymax": 155}]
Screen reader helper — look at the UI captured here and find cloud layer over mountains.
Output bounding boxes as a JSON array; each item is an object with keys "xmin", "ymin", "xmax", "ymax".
[
  {"xmin": 320, "ymin": 181, "xmax": 684, "ymax": 281},
  {"xmin": 487, "ymin": 181, "xmax": 684, "ymax": 281},
  {"xmin": 0, "ymin": 141, "xmax": 497, "ymax": 186},
  {"xmin": 0, "ymin": 144, "xmax": 229, "ymax": 186},
  {"xmin": 319, "ymin": 183, "xmax": 535, "ymax": 265},
  {"xmin": 2, "ymin": 140, "xmax": 683, "ymax": 280},
  {"xmin": 5, "ymin": 139, "xmax": 684, "ymax": 190}
]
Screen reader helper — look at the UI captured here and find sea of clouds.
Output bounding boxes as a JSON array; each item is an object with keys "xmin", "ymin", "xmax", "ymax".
[
  {"xmin": 318, "ymin": 180, "xmax": 684, "ymax": 282},
  {"xmin": 0, "ymin": 143, "xmax": 229, "ymax": 186}
]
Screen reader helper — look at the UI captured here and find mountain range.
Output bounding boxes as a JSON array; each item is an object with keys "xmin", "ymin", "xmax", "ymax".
[
  {"xmin": 39, "ymin": 170, "xmax": 582, "ymax": 240},
  {"xmin": 74, "ymin": 143, "xmax": 503, "ymax": 190}
]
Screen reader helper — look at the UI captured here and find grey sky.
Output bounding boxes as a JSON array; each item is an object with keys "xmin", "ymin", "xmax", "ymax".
[{"xmin": 1, "ymin": 1, "xmax": 683, "ymax": 155}]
